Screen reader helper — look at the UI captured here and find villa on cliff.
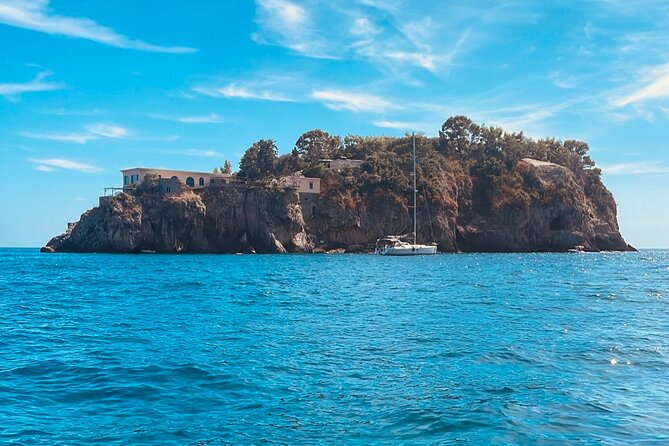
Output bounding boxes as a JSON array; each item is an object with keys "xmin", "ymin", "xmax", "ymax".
[
  {"xmin": 121, "ymin": 167, "xmax": 235, "ymax": 191},
  {"xmin": 115, "ymin": 167, "xmax": 323, "ymax": 220},
  {"xmin": 118, "ymin": 167, "xmax": 320, "ymax": 202}
]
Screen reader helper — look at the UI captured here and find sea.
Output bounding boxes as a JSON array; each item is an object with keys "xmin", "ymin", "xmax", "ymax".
[{"xmin": 0, "ymin": 248, "xmax": 668, "ymax": 445}]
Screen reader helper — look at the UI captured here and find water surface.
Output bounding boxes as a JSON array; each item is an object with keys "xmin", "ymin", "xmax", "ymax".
[{"xmin": 1, "ymin": 249, "xmax": 668, "ymax": 444}]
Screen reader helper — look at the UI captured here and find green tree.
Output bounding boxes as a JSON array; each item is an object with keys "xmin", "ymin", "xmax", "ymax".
[
  {"xmin": 275, "ymin": 151, "xmax": 303, "ymax": 175},
  {"xmin": 256, "ymin": 139, "xmax": 278, "ymax": 177},
  {"xmin": 223, "ymin": 159, "xmax": 232, "ymax": 174},
  {"xmin": 294, "ymin": 129, "xmax": 341, "ymax": 163},
  {"xmin": 238, "ymin": 140, "xmax": 278, "ymax": 180},
  {"xmin": 438, "ymin": 116, "xmax": 482, "ymax": 156},
  {"xmin": 238, "ymin": 144, "xmax": 260, "ymax": 180}
]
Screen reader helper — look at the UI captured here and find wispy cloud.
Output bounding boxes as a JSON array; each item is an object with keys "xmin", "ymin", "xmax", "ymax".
[
  {"xmin": 0, "ymin": 0, "xmax": 196, "ymax": 53},
  {"xmin": 600, "ymin": 162, "xmax": 669, "ymax": 175},
  {"xmin": 86, "ymin": 123, "xmax": 127, "ymax": 138},
  {"xmin": 549, "ymin": 71, "xmax": 580, "ymax": 89},
  {"xmin": 180, "ymin": 149, "xmax": 222, "ymax": 158},
  {"xmin": 23, "ymin": 123, "xmax": 130, "ymax": 144},
  {"xmin": 29, "ymin": 157, "xmax": 102, "ymax": 173},
  {"xmin": 372, "ymin": 120, "xmax": 433, "ymax": 132},
  {"xmin": 177, "ymin": 114, "xmax": 224, "ymax": 124},
  {"xmin": 37, "ymin": 107, "xmax": 105, "ymax": 116},
  {"xmin": 257, "ymin": 0, "xmax": 306, "ymax": 26},
  {"xmin": 384, "ymin": 51, "xmax": 438, "ymax": 72},
  {"xmin": 0, "ymin": 70, "xmax": 64, "ymax": 98},
  {"xmin": 251, "ymin": 0, "xmax": 469, "ymax": 73},
  {"xmin": 356, "ymin": 0, "xmax": 402, "ymax": 13},
  {"xmin": 150, "ymin": 113, "xmax": 226, "ymax": 124},
  {"xmin": 349, "ymin": 17, "xmax": 379, "ymax": 37},
  {"xmin": 194, "ymin": 82, "xmax": 296, "ymax": 102},
  {"xmin": 22, "ymin": 131, "xmax": 93, "ymax": 144},
  {"xmin": 312, "ymin": 89, "xmax": 398, "ymax": 112},
  {"xmin": 612, "ymin": 64, "xmax": 669, "ymax": 107},
  {"xmin": 251, "ymin": 0, "xmax": 335, "ymax": 58}
]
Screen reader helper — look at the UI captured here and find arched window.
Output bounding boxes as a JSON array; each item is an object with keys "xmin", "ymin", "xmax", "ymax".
[
  {"xmin": 199, "ymin": 177, "xmax": 205, "ymax": 186},
  {"xmin": 311, "ymin": 204, "xmax": 317, "ymax": 217},
  {"xmin": 186, "ymin": 177, "xmax": 195, "ymax": 187}
]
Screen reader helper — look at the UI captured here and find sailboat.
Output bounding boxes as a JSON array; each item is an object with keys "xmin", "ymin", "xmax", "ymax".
[{"xmin": 375, "ymin": 134, "xmax": 438, "ymax": 256}]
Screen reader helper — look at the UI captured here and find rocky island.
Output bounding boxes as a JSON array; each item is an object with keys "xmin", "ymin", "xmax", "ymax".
[{"xmin": 42, "ymin": 116, "xmax": 635, "ymax": 253}]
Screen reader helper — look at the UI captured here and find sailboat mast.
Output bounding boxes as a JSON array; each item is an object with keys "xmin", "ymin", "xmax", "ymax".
[{"xmin": 412, "ymin": 133, "xmax": 417, "ymax": 245}]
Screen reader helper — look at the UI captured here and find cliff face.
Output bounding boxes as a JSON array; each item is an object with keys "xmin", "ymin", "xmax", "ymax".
[
  {"xmin": 43, "ymin": 180, "xmax": 312, "ymax": 253},
  {"xmin": 309, "ymin": 159, "xmax": 634, "ymax": 252},
  {"xmin": 43, "ymin": 159, "xmax": 633, "ymax": 254}
]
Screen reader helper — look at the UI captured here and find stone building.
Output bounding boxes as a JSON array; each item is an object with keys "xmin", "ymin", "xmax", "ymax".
[
  {"xmin": 121, "ymin": 167, "xmax": 234, "ymax": 191},
  {"xmin": 278, "ymin": 172, "xmax": 321, "ymax": 220}
]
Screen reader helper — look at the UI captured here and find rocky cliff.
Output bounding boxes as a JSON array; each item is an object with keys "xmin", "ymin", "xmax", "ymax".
[
  {"xmin": 43, "ymin": 158, "xmax": 634, "ymax": 254},
  {"xmin": 309, "ymin": 158, "xmax": 634, "ymax": 253},
  {"xmin": 42, "ymin": 179, "xmax": 312, "ymax": 254}
]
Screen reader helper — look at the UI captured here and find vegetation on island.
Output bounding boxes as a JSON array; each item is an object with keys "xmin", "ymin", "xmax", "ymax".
[
  {"xmin": 229, "ymin": 116, "xmax": 607, "ymax": 214},
  {"xmin": 44, "ymin": 116, "xmax": 631, "ymax": 254}
]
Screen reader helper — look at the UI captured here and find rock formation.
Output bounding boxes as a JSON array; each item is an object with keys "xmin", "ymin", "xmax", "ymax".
[
  {"xmin": 43, "ymin": 158, "xmax": 634, "ymax": 254},
  {"xmin": 42, "ymin": 178, "xmax": 312, "ymax": 253},
  {"xmin": 309, "ymin": 158, "xmax": 633, "ymax": 253}
]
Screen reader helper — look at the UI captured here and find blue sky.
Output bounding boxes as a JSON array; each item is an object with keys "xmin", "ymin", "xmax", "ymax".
[{"xmin": 0, "ymin": 0, "xmax": 668, "ymax": 248}]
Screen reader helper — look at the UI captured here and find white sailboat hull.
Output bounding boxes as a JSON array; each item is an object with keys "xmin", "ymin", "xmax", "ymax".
[{"xmin": 377, "ymin": 244, "xmax": 438, "ymax": 256}]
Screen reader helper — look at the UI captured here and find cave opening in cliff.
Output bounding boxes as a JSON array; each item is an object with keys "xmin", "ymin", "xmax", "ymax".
[{"xmin": 550, "ymin": 214, "xmax": 570, "ymax": 231}]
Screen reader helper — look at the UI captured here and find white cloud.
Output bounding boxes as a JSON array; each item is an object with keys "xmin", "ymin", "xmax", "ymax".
[
  {"xmin": 549, "ymin": 71, "xmax": 580, "ymax": 89},
  {"xmin": 258, "ymin": 0, "xmax": 306, "ymax": 25},
  {"xmin": 175, "ymin": 114, "xmax": 225, "ymax": 124},
  {"xmin": 613, "ymin": 64, "xmax": 669, "ymax": 107},
  {"xmin": 23, "ymin": 123, "xmax": 129, "ymax": 144},
  {"xmin": 384, "ymin": 51, "xmax": 437, "ymax": 71},
  {"xmin": 312, "ymin": 89, "xmax": 398, "ymax": 112},
  {"xmin": 0, "ymin": 0, "xmax": 196, "ymax": 53},
  {"xmin": 251, "ymin": 1, "xmax": 472, "ymax": 73},
  {"xmin": 37, "ymin": 107, "xmax": 105, "ymax": 116},
  {"xmin": 0, "ymin": 70, "xmax": 64, "ymax": 98},
  {"xmin": 600, "ymin": 162, "xmax": 669, "ymax": 175},
  {"xmin": 181, "ymin": 149, "xmax": 222, "ymax": 158},
  {"xmin": 148, "ymin": 113, "xmax": 226, "ymax": 124},
  {"xmin": 252, "ymin": 0, "xmax": 332, "ymax": 57},
  {"xmin": 22, "ymin": 131, "xmax": 93, "ymax": 144},
  {"xmin": 350, "ymin": 17, "xmax": 379, "ymax": 37},
  {"xmin": 489, "ymin": 109, "xmax": 556, "ymax": 133},
  {"xmin": 29, "ymin": 157, "xmax": 102, "ymax": 173},
  {"xmin": 86, "ymin": 123, "xmax": 127, "ymax": 138},
  {"xmin": 372, "ymin": 120, "xmax": 431, "ymax": 132},
  {"xmin": 194, "ymin": 82, "xmax": 295, "ymax": 102}
]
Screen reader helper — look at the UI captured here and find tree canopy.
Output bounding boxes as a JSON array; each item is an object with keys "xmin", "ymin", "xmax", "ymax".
[
  {"xmin": 223, "ymin": 118, "xmax": 604, "ymax": 213},
  {"xmin": 238, "ymin": 139, "xmax": 278, "ymax": 180},
  {"xmin": 293, "ymin": 129, "xmax": 341, "ymax": 163}
]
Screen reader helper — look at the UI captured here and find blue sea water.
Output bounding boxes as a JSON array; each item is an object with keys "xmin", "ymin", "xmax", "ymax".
[{"xmin": 0, "ymin": 249, "xmax": 668, "ymax": 445}]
